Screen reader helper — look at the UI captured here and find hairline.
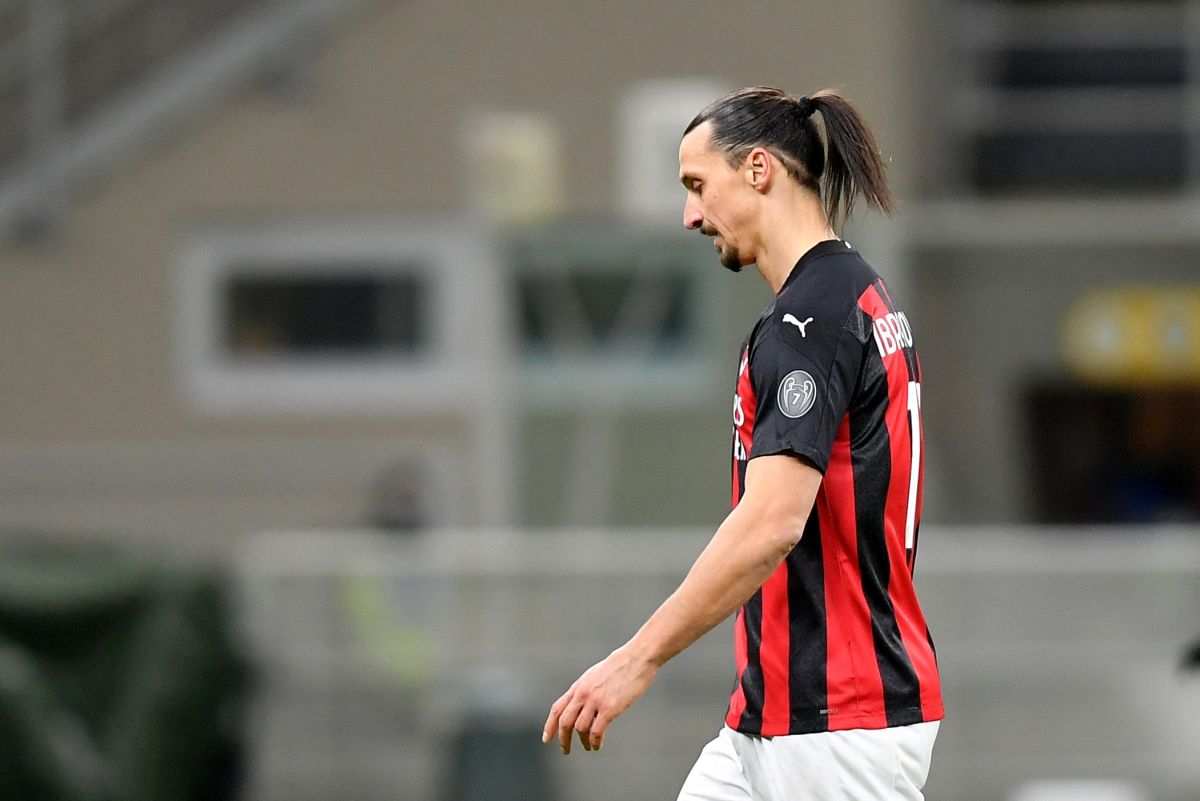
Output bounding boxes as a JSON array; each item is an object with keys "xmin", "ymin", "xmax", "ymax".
[{"xmin": 685, "ymin": 115, "xmax": 810, "ymax": 186}]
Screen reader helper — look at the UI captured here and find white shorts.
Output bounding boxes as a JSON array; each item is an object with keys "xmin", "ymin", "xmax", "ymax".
[{"xmin": 676, "ymin": 721, "xmax": 940, "ymax": 801}]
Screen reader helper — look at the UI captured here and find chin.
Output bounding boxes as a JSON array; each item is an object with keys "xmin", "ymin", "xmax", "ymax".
[{"xmin": 717, "ymin": 243, "xmax": 752, "ymax": 274}]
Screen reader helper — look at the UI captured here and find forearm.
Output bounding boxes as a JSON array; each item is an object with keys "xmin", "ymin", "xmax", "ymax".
[{"xmin": 624, "ymin": 502, "xmax": 800, "ymax": 668}]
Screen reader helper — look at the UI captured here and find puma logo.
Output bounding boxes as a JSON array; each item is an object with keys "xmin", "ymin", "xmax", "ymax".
[{"xmin": 782, "ymin": 313, "xmax": 813, "ymax": 337}]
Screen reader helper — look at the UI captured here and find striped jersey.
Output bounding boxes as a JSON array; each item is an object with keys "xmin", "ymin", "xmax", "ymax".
[{"xmin": 727, "ymin": 239, "xmax": 943, "ymax": 736}]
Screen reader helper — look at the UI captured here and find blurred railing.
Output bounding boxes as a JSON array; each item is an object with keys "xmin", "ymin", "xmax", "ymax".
[
  {"xmin": 1, "ymin": 0, "xmax": 263, "ymax": 169},
  {"xmin": 0, "ymin": 0, "xmax": 367, "ymax": 238},
  {"xmin": 236, "ymin": 526, "xmax": 1200, "ymax": 801}
]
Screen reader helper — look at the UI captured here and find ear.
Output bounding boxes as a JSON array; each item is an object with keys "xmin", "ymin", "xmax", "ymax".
[{"xmin": 744, "ymin": 147, "xmax": 774, "ymax": 192}]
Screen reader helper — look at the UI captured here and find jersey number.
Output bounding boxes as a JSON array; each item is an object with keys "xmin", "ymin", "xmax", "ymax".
[{"xmin": 904, "ymin": 381, "xmax": 922, "ymax": 567}]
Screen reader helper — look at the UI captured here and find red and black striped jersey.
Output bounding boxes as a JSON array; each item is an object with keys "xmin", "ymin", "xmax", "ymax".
[{"xmin": 727, "ymin": 239, "xmax": 943, "ymax": 736}]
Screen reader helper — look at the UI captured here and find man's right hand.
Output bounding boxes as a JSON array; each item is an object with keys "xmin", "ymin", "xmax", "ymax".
[{"xmin": 541, "ymin": 644, "xmax": 659, "ymax": 755}]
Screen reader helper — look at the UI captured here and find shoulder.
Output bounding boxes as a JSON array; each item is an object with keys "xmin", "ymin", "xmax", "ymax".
[
  {"xmin": 779, "ymin": 244, "xmax": 879, "ymax": 313},
  {"xmin": 759, "ymin": 247, "xmax": 878, "ymax": 355}
]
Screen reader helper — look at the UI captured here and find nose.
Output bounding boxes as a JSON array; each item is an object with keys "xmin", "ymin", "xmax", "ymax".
[{"xmin": 683, "ymin": 195, "xmax": 703, "ymax": 230}]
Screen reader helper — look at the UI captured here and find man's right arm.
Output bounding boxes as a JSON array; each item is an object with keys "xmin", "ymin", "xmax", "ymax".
[
  {"xmin": 623, "ymin": 453, "xmax": 821, "ymax": 667},
  {"xmin": 542, "ymin": 453, "xmax": 822, "ymax": 754}
]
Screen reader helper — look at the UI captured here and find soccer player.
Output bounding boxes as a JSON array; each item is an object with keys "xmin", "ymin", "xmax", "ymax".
[{"xmin": 542, "ymin": 86, "xmax": 943, "ymax": 801}]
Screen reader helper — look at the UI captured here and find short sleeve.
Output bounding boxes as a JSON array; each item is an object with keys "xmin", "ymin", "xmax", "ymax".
[{"xmin": 748, "ymin": 308, "xmax": 867, "ymax": 472}]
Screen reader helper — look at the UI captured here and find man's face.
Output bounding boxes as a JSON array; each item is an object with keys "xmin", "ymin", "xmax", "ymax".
[{"xmin": 678, "ymin": 122, "xmax": 756, "ymax": 273}]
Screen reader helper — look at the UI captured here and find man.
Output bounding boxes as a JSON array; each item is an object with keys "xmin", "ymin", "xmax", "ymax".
[{"xmin": 543, "ymin": 86, "xmax": 943, "ymax": 801}]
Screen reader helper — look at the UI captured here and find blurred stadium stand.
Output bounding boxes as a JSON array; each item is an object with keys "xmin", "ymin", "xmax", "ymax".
[
  {"xmin": 0, "ymin": 0, "xmax": 1199, "ymax": 799},
  {"xmin": 0, "ymin": 0, "xmax": 366, "ymax": 240}
]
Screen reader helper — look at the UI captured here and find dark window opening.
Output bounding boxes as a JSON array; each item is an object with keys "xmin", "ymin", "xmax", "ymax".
[
  {"xmin": 1027, "ymin": 383, "xmax": 1200, "ymax": 523},
  {"xmin": 516, "ymin": 269, "xmax": 691, "ymax": 355},
  {"xmin": 993, "ymin": 46, "xmax": 1186, "ymax": 89},
  {"xmin": 223, "ymin": 269, "xmax": 427, "ymax": 360},
  {"xmin": 973, "ymin": 132, "xmax": 1187, "ymax": 192}
]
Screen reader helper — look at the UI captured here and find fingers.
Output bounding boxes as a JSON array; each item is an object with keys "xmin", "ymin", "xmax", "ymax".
[
  {"xmin": 589, "ymin": 708, "xmax": 612, "ymax": 751},
  {"xmin": 543, "ymin": 687, "xmax": 605, "ymax": 756},
  {"xmin": 573, "ymin": 704, "xmax": 598, "ymax": 752},
  {"xmin": 542, "ymin": 689, "xmax": 569, "ymax": 744},
  {"xmin": 557, "ymin": 694, "xmax": 585, "ymax": 754},
  {"xmin": 543, "ymin": 685, "xmax": 580, "ymax": 754}
]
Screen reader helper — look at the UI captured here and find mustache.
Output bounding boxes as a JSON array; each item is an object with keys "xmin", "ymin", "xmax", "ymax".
[{"xmin": 699, "ymin": 224, "xmax": 718, "ymax": 237}]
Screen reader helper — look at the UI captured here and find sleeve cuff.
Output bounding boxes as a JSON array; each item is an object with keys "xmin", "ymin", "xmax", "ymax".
[{"xmin": 748, "ymin": 438, "xmax": 828, "ymax": 474}]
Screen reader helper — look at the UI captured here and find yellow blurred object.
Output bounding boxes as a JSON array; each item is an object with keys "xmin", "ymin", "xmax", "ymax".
[
  {"xmin": 1062, "ymin": 288, "xmax": 1200, "ymax": 384},
  {"xmin": 341, "ymin": 575, "xmax": 437, "ymax": 689},
  {"xmin": 461, "ymin": 110, "xmax": 564, "ymax": 227}
]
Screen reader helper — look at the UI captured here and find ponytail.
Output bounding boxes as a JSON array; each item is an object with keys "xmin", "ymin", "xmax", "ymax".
[{"xmin": 808, "ymin": 90, "xmax": 895, "ymax": 229}]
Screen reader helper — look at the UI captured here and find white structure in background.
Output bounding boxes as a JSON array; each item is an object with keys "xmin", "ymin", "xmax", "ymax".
[
  {"xmin": 1010, "ymin": 780, "xmax": 1148, "ymax": 801},
  {"xmin": 506, "ymin": 225, "xmax": 728, "ymax": 525},
  {"xmin": 237, "ymin": 526, "xmax": 1200, "ymax": 801},
  {"xmin": 172, "ymin": 214, "xmax": 727, "ymax": 530},
  {"xmin": 173, "ymin": 219, "xmax": 516, "ymax": 527},
  {"xmin": 617, "ymin": 78, "xmax": 726, "ymax": 226}
]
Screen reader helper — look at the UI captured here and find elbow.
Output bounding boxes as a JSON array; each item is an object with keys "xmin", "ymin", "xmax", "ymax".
[
  {"xmin": 757, "ymin": 510, "xmax": 806, "ymax": 561},
  {"xmin": 736, "ymin": 454, "xmax": 821, "ymax": 561},
  {"xmin": 737, "ymin": 496, "xmax": 811, "ymax": 562},
  {"xmin": 774, "ymin": 517, "xmax": 806, "ymax": 556}
]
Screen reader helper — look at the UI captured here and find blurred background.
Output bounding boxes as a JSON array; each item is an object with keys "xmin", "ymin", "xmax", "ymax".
[{"xmin": 1, "ymin": 0, "xmax": 1199, "ymax": 799}]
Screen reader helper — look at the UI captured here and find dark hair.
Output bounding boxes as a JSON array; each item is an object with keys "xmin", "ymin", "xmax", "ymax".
[{"xmin": 683, "ymin": 86, "xmax": 895, "ymax": 230}]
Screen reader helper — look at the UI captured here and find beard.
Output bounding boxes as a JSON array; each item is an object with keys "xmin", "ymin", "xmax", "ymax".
[
  {"xmin": 718, "ymin": 246, "xmax": 744, "ymax": 273},
  {"xmin": 701, "ymin": 223, "xmax": 744, "ymax": 273}
]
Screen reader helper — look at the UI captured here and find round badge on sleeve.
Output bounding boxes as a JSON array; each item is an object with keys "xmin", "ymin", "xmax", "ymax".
[{"xmin": 777, "ymin": 370, "xmax": 817, "ymax": 418}]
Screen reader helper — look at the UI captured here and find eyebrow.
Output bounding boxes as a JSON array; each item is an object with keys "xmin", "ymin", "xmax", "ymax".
[{"xmin": 679, "ymin": 173, "xmax": 698, "ymax": 189}]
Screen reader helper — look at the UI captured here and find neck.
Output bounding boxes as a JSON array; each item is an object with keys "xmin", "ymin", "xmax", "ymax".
[{"xmin": 753, "ymin": 193, "xmax": 838, "ymax": 295}]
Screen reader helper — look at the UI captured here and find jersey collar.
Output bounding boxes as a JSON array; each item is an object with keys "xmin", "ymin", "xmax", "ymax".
[{"xmin": 779, "ymin": 239, "xmax": 853, "ymax": 294}]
